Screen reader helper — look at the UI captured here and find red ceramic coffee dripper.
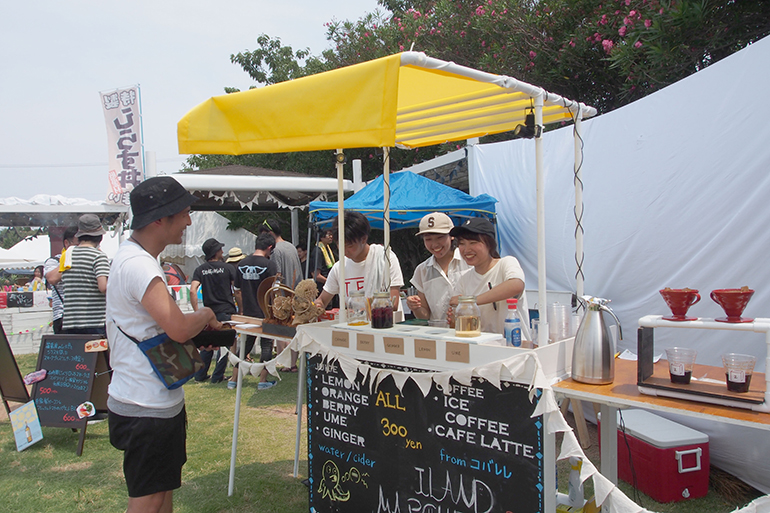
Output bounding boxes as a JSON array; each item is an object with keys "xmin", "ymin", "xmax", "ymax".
[
  {"xmin": 711, "ymin": 288, "xmax": 754, "ymax": 323},
  {"xmin": 660, "ymin": 288, "xmax": 700, "ymax": 321}
]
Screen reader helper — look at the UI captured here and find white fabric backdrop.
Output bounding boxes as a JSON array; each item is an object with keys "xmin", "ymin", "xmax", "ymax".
[{"xmin": 469, "ymin": 35, "xmax": 770, "ymax": 493}]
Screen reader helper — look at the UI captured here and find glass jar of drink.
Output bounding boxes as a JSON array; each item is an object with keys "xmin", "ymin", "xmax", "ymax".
[
  {"xmin": 347, "ymin": 291, "xmax": 369, "ymax": 326},
  {"xmin": 371, "ymin": 292, "xmax": 394, "ymax": 329},
  {"xmin": 454, "ymin": 296, "xmax": 481, "ymax": 337}
]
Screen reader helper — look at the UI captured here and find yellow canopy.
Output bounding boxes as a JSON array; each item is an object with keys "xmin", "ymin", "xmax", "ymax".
[{"xmin": 178, "ymin": 52, "xmax": 596, "ymax": 155}]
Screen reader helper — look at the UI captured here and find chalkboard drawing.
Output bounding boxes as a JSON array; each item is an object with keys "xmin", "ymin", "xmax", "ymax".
[
  {"xmin": 318, "ymin": 460, "xmax": 370, "ymax": 501},
  {"xmin": 9, "ymin": 400, "xmax": 43, "ymax": 451},
  {"xmin": 319, "ymin": 460, "xmax": 350, "ymax": 501}
]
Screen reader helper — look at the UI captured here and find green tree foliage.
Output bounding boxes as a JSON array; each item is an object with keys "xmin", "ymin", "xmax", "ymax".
[{"xmin": 183, "ymin": 0, "xmax": 769, "ymax": 278}]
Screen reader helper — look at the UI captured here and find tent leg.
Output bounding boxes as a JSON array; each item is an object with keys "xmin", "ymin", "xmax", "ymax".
[
  {"xmin": 227, "ymin": 334, "xmax": 247, "ymax": 496},
  {"xmin": 293, "ymin": 351, "xmax": 306, "ymax": 478}
]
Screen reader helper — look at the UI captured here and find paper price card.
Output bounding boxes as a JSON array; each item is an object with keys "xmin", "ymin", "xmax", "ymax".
[
  {"xmin": 356, "ymin": 333, "xmax": 375, "ymax": 352},
  {"xmin": 414, "ymin": 338, "xmax": 436, "ymax": 359},
  {"xmin": 332, "ymin": 331, "xmax": 349, "ymax": 348},
  {"xmin": 383, "ymin": 337, "xmax": 404, "ymax": 355},
  {"xmin": 446, "ymin": 341, "xmax": 470, "ymax": 363}
]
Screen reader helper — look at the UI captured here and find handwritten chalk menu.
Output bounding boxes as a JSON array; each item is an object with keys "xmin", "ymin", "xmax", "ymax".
[{"xmin": 306, "ymin": 354, "xmax": 544, "ymax": 513}]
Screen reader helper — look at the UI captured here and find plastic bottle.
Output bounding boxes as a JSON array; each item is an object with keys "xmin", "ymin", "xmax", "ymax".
[
  {"xmin": 504, "ymin": 298, "xmax": 522, "ymax": 347},
  {"xmin": 567, "ymin": 456, "xmax": 585, "ymax": 508}
]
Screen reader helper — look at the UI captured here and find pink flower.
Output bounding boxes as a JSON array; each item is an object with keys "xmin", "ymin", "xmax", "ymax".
[
  {"xmin": 364, "ymin": 32, "xmax": 369, "ymax": 37},
  {"xmin": 629, "ymin": 10, "xmax": 636, "ymax": 16},
  {"xmin": 634, "ymin": 40, "xmax": 643, "ymax": 48},
  {"xmin": 599, "ymin": 14, "xmax": 608, "ymax": 25},
  {"xmin": 488, "ymin": 0, "xmax": 492, "ymax": 4},
  {"xmin": 644, "ymin": 19, "xmax": 652, "ymax": 28},
  {"xmin": 625, "ymin": 0, "xmax": 630, "ymax": 5},
  {"xmin": 602, "ymin": 39, "xmax": 614, "ymax": 53},
  {"xmin": 529, "ymin": 50, "xmax": 537, "ymax": 59},
  {"xmin": 438, "ymin": 22, "xmax": 442, "ymax": 27},
  {"xmin": 476, "ymin": 6, "xmax": 486, "ymax": 15},
  {"xmin": 399, "ymin": 45, "xmax": 404, "ymax": 51},
  {"xmin": 569, "ymin": 39, "xmax": 575, "ymax": 47},
  {"xmin": 618, "ymin": 26, "xmax": 627, "ymax": 36},
  {"xmin": 481, "ymin": 40, "xmax": 486, "ymax": 47}
]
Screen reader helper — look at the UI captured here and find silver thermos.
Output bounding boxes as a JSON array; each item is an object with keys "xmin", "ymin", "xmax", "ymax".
[{"xmin": 571, "ymin": 296, "xmax": 623, "ymax": 384}]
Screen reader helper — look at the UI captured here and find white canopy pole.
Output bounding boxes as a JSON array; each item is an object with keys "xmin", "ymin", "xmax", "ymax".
[
  {"xmin": 383, "ymin": 147, "xmax": 391, "ymax": 292},
  {"xmin": 337, "ymin": 150, "xmax": 347, "ymax": 322},
  {"xmin": 535, "ymin": 95, "xmax": 548, "ymax": 348},
  {"xmin": 574, "ymin": 107, "xmax": 585, "ymax": 302}
]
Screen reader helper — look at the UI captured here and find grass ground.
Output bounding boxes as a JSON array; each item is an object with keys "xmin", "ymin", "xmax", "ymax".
[{"xmin": 0, "ymin": 353, "xmax": 763, "ymax": 512}]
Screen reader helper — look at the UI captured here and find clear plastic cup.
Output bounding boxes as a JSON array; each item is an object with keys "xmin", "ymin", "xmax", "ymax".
[
  {"xmin": 665, "ymin": 347, "xmax": 697, "ymax": 384},
  {"xmin": 722, "ymin": 353, "xmax": 756, "ymax": 393},
  {"xmin": 532, "ymin": 318, "xmax": 548, "ymax": 346},
  {"xmin": 428, "ymin": 319, "xmax": 448, "ymax": 328}
]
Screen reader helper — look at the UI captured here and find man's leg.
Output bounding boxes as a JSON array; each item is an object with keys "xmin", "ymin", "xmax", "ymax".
[
  {"xmin": 127, "ymin": 490, "xmax": 173, "ymax": 513},
  {"xmin": 195, "ymin": 350, "xmax": 213, "ymax": 381}
]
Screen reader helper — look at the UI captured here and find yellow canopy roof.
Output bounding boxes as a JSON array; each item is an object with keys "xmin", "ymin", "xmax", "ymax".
[{"xmin": 178, "ymin": 52, "xmax": 596, "ymax": 155}]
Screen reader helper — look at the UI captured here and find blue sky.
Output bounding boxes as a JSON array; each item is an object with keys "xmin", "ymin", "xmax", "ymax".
[{"xmin": 0, "ymin": 0, "xmax": 380, "ymax": 201}]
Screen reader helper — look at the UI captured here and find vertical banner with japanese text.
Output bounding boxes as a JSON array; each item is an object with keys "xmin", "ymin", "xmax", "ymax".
[{"xmin": 100, "ymin": 85, "xmax": 144, "ymax": 205}]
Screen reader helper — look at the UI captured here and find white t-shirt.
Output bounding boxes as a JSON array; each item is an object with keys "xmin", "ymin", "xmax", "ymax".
[
  {"xmin": 456, "ymin": 256, "xmax": 530, "ymax": 338},
  {"xmin": 324, "ymin": 245, "xmax": 404, "ymax": 298},
  {"xmin": 410, "ymin": 249, "xmax": 470, "ymax": 321},
  {"xmin": 106, "ymin": 240, "xmax": 184, "ymax": 410}
]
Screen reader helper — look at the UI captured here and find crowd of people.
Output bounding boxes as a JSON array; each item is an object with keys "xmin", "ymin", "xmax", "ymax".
[{"xmin": 35, "ymin": 176, "xmax": 527, "ymax": 513}]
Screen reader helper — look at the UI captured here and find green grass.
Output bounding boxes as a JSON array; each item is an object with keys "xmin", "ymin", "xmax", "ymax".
[
  {"xmin": 1, "ymin": 353, "xmax": 308, "ymax": 513},
  {"xmin": 1, "ymin": 353, "xmax": 763, "ymax": 512}
]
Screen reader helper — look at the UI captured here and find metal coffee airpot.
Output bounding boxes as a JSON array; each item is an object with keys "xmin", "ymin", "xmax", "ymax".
[{"xmin": 571, "ymin": 296, "xmax": 623, "ymax": 384}]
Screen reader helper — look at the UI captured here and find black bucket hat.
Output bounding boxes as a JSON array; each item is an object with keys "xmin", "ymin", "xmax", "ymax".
[
  {"xmin": 202, "ymin": 238, "xmax": 224, "ymax": 260},
  {"xmin": 130, "ymin": 176, "xmax": 197, "ymax": 230}
]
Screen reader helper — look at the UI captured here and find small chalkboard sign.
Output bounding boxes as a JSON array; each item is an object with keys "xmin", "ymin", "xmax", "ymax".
[
  {"xmin": 7, "ymin": 292, "xmax": 34, "ymax": 308},
  {"xmin": 0, "ymin": 321, "xmax": 30, "ymax": 415},
  {"xmin": 306, "ymin": 355, "xmax": 545, "ymax": 512},
  {"xmin": 31, "ymin": 334, "xmax": 109, "ymax": 455}
]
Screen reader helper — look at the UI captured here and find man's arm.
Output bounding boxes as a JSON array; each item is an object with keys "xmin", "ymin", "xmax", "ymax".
[
  {"xmin": 97, "ymin": 275, "xmax": 108, "ymax": 294},
  {"xmin": 141, "ymin": 277, "xmax": 218, "ymax": 341},
  {"xmin": 234, "ymin": 289, "xmax": 243, "ymax": 315},
  {"xmin": 190, "ymin": 280, "xmax": 201, "ymax": 311},
  {"xmin": 315, "ymin": 290, "xmax": 334, "ymax": 309},
  {"xmin": 389, "ymin": 286, "xmax": 401, "ymax": 312}
]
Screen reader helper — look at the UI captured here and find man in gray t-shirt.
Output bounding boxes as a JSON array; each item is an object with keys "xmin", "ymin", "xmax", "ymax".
[{"xmin": 258, "ymin": 218, "xmax": 303, "ymax": 289}]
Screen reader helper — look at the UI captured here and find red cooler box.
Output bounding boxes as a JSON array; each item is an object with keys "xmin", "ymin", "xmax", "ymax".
[{"xmin": 608, "ymin": 409, "xmax": 709, "ymax": 503}]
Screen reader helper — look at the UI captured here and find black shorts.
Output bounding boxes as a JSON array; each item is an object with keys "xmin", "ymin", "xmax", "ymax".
[{"xmin": 108, "ymin": 407, "xmax": 187, "ymax": 497}]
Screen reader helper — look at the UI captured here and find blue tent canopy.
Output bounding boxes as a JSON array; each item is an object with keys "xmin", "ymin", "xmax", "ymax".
[{"xmin": 309, "ymin": 171, "xmax": 497, "ymax": 230}]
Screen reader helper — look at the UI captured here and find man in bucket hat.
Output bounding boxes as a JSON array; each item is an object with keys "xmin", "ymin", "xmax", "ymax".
[
  {"xmin": 106, "ymin": 177, "xmax": 221, "ymax": 513},
  {"xmin": 61, "ymin": 214, "xmax": 110, "ymax": 334}
]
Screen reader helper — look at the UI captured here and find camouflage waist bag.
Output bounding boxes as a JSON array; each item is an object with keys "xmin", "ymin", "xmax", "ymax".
[{"xmin": 116, "ymin": 325, "xmax": 203, "ymax": 390}]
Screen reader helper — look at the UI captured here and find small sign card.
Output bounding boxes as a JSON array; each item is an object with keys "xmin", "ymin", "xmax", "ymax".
[
  {"xmin": 356, "ymin": 333, "xmax": 375, "ymax": 352},
  {"xmin": 383, "ymin": 337, "xmax": 404, "ymax": 355},
  {"xmin": 9, "ymin": 400, "xmax": 43, "ymax": 451},
  {"xmin": 331, "ymin": 331, "xmax": 349, "ymax": 348},
  {"xmin": 414, "ymin": 338, "xmax": 437, "ymax": 360},
  {"xmin": 446, "ymin": 341, "xmax": 470, "ymax": 363}
]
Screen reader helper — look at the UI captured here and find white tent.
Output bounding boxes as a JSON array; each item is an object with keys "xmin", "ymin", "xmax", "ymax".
[
  {"xmin": 0, "ymin": 233, "xmax": 122, "ymax": 271},
  {"xmin": 160, "ymin": 211, "xmax": 257, "ymax": 279},
  {"xmin": 469, "ymin": 35, "xmax": 770, "ymax": 493}
]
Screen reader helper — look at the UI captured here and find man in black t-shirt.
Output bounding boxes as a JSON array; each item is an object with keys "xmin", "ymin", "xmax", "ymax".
[
  {"xmin": 190, "ymin": 238, "xmax": 236, "ymax": 383},
  {"xmin": 233, "ymin": 233, "xmax": 277, "ymax": 389}
]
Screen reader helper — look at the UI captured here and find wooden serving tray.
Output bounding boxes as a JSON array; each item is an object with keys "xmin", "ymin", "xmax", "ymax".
[{"xmin": 640, "ymin": 360, "xmax": 766, "ymax": 404}]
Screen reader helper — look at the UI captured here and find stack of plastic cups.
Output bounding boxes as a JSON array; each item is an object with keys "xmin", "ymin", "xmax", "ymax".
[{"xmin": 548, "ymin": 303, "xmax": 571, "ymax": 343}]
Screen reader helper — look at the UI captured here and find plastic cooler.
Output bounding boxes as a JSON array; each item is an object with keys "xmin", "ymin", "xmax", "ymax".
[{"xmin": 601, "ymin": 409, "xmax": 709, "ymax": 503}]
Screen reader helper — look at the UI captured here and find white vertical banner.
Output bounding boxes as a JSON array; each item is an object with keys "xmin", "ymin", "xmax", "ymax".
[{"xmin": 100, "ymin": 85, "xmax": 144, "ymax": 205}]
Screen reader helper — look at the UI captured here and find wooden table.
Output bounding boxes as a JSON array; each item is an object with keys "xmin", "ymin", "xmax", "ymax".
[{"xmin": 552, "ymin": 358, "xmax": 770, "ymax": 483}]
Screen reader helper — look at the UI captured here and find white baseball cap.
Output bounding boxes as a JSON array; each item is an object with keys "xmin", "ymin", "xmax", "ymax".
[{"xmin": 416, "ymin": 212, "xmax": 454, "ymax": 236}]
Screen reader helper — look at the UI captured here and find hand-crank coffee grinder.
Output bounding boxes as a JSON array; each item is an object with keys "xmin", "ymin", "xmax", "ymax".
[{"xmin": 571, "ymin": 296, "xmax": 623, "ymax": 384}]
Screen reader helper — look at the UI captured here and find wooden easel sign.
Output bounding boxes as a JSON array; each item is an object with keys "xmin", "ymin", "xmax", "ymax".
[{"xmin": 0, "ymin": 320, "xmax": 30, "ymax": 415}]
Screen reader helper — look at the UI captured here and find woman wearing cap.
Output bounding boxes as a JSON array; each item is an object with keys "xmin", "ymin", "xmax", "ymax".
[
  {"xmin": 407, "ymin": 212, "xmax": 470, "ymax": 323},
  {"xmin": 449, "ymin": 218, "xmax": 530, "ymax": 340}
]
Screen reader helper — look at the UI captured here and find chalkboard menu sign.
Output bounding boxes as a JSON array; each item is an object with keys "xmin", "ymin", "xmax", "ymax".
[
  {"xmin": 306, "ymin": 354, "xmax": 545, "ymax": 513},
  {"xmin": 7, "ymin": 292, "xmax": 34, "ymax": 308},
  {"xmin": 32, "ymin": 335, "xmax": 101, "ymax": 430}
]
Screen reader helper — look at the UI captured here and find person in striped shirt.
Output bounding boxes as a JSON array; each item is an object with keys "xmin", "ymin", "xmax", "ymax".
[{"xmin": 61, "ymin": 214, "xmax": 110, "ymax": 335}]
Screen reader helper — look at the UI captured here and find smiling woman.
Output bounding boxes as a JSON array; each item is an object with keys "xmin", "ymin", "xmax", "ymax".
[{"xmin": 449, "ymin": 218, "xmax": 529, "ymax": 340}]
